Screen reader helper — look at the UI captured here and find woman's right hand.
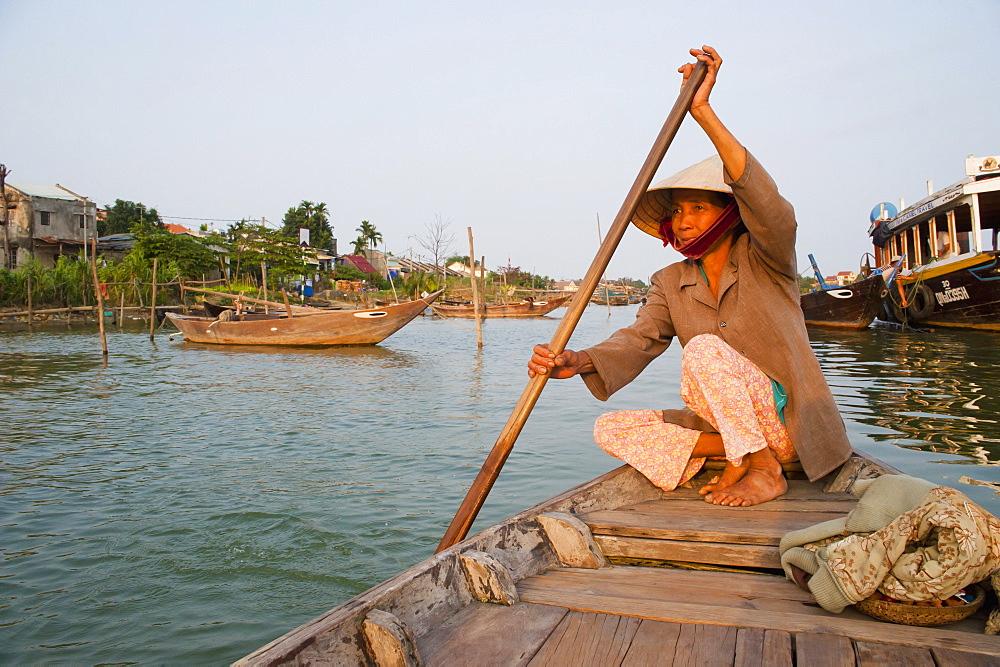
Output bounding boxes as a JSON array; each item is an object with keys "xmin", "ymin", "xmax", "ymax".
[{"xmin": 527, "ymin": 344, "xmax": 592, "ymax": 379}]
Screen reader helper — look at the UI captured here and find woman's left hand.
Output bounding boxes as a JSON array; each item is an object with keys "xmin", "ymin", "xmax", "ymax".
[{"xmin": 678, "ymin": 45, "xmax": 722, "ymax": 116}]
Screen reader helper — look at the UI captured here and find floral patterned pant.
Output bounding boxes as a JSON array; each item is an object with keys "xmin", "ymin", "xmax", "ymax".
[{"xmin": 593, "ymin": 334, "xmax": 797, "ymax": 491}]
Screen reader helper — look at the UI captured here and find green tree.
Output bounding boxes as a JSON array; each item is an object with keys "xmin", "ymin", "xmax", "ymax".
[
  {"xmin": 101, "ymin": 199, "xmax": 162, "ymax": 236},
  {"xmin": 132, "ymin": 228, "xmax": 217, "ymax": 278},
  {"xmin": 798, "ymin": 275, "xmax": 819, "ymax": 294},
  {"xmin": 280, "ymin": 200, "xmax": 333, "ymax": 250},
  {"xmin": 357, "ymin": 220, "xmax": 382, "ymax": 253},
  {"xmin": 221, "ymin": 219, "xmax": 309, "ymax": 280},
  {"xmin": 333, "ymin": 264, "xmax": 367, "ymax": 282}
]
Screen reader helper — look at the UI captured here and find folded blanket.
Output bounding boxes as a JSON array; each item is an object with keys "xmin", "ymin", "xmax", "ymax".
[{"xmin": 779, "ymin": 475, "xmax": 1000, "ymax": 613}]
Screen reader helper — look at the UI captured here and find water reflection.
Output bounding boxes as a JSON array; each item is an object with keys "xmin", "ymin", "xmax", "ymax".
[{"xmin": 809, "ymin": 327, "xmax": 1000, "ymax": 466}]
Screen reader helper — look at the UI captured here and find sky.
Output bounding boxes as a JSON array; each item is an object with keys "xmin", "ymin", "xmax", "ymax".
[{"xmin": 2, "ymin": 0, "xmax": 998, "ymax": 282}]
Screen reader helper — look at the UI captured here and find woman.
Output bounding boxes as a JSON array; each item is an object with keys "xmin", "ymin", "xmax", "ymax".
[{"xmin": 528, "ymin": 46, "xmax": 853, "ymax": 507}]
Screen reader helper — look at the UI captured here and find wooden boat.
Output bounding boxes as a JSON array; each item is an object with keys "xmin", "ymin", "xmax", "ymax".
[
  {"xmin": 869, "ymin": 154, "xmax": 1000, "ymax": 330},
  {"xmin": 800, "ymin": 273, "xmax": 889, "ymax": 329},
  {"xmin": 166, "ymin": 291, "xmax": 441, "ymax": 346},
  {"xmin": 799, "ymin": 255, "xmax": 894, "ymax": 329},
  {"xmin": 431, "ymin": 294, "xmax": 572, "ymax": 319},
  {"xmin": 235, "ymin": 452, "xmax": 1000, "ymax": 665}
]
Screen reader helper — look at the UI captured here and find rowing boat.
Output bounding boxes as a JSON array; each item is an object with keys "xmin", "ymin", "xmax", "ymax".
[
  {"xmin": 431, "ymin": 295, "xmax": 572, "ymax": 319},
  {"xmin": 166, "ymin": 291, "xmax": 441, "ymax": 346},
  {"xmin": 235, "ymin": 451, "xmax": 1000, "ymax": 665}
]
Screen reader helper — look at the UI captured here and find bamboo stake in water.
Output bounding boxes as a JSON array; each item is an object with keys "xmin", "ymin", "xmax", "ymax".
[
  {"xmin": 261, "ymin": 262, "xmax": 269, "ymax": 314},
  {"xmin": 468, "ymin": 227, "xmax": 483, "ymax": 348},
  {"xmin": 436, "ymin": 61, "xmax": 708, "ymax": 552},
  {"xmin": 26, "ymin": 272, "xmax": 33, "ymax": 325},
  {"xmin": 91, "ymin": 238, "xmax": 108, "ymax": 356},
  {"xmin": 149, "ymin": 257, "xmax": 158, "ymax": 341}
]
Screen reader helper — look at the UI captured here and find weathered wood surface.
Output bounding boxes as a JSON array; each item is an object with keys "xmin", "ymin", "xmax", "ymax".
[
  {"xmin": 459, "ymin": 550, "xmax": 519, "ymax": 605},
  {"xmin": 237, "ymin": 453, "xmax": 997, "ymax": 666},
  {"xmin": 537, "ymin": 512, "xmax": 608, "ymax": 569},
  {"xmin": 580, "ymin": 476, "xmax": 856, "ymax": 568},
  {"xmin": 420, "ymin": 602, "xmax": 567, "ymax": 666},
  {"xmin": 362, "ymin": 609, "xmax": 422, "ymax": 667},
  {"xmin": 235, "ymin": 465, "xmax": 658, "ymax": 665},
  {"xmin": 517, "ymin": 566, "xmax": 1000, "ymax": 657}
]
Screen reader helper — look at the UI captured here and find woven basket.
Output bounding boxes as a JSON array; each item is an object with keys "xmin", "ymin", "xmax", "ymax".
[{"xmin": 854, "ymin": 586, "xmax": 985, "ymax": 626}]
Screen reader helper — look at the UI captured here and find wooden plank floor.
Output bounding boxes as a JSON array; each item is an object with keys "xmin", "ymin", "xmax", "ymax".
[
  {"xmin": 419, "ymin": 471, "xmax": 1000, "ymax": 665},
  {"xmin": 581, "ymin": 478, "xmax": 858, "ymax": 569}
]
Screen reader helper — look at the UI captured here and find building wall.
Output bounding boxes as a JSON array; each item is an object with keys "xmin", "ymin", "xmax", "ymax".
[{"xmin": 2, "ymin": 189, "xmax": 95, "ymax": 268}]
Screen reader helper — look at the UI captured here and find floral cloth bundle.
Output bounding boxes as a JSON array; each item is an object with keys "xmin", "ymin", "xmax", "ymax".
[{"xmin": 780, "ymin": 475, "xmax": 1000, "ymax": 615}]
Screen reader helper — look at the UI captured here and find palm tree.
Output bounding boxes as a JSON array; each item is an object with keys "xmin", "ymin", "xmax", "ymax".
[
  {"xmin": 312, "ymin": 202, "xmax": 328, "ymax": 225},
  {"xmin": 351, "ymin": 236, "xmax": 367, "ymax": 255},
  {"xmin": 357, "ymin": 220, "xmax": 382, "ymax": 253}
]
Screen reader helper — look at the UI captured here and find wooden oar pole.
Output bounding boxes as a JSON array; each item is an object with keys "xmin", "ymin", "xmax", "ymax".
[{"xmin": 436, "ymin": 62, "xmax": 707, "ymax": 553}]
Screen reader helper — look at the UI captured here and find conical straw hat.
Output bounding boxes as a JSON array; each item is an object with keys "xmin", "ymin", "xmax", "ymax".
[{"xmin": 632, "ymin": 155, "xmax": 733, "ymax": 240}]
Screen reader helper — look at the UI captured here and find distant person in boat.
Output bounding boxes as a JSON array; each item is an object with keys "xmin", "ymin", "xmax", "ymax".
[{"xmin": 527, "ymin": 46, "xmax": 853, "ymax": 507}]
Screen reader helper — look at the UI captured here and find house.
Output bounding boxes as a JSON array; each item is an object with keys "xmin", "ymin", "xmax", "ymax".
[
  {"xmin": 447, "ymin": 261, "xmax": 487, "ymax": 278},
  {"xmin": 834, "ymin": 270, "xmax": 857, "ymax": 286},
  {"xmin": 553, "ymin": 280, "xmax": 580, "ymax": 292},
  {"xmin": 1, "ymin": 182, "xmax": 97, "ymax": 269}
]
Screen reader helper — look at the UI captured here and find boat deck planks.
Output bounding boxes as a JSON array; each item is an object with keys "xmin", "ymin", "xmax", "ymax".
[
  {"xmin": 581, "ymin": 478, "xmax": 856, "ymax": 568},
  {"xmin": 237, "ymin": 460, "xmax": 1000, "ymax": 665}
]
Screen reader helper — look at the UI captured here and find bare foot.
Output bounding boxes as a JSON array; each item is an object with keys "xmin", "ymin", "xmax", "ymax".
[
  {"xmin": 704, "ymin": 448, "xmax": 787, "ymax": 506},
  {"xmin": 698, "ymin": 458, "xmax": 749, "ymax": 496}
]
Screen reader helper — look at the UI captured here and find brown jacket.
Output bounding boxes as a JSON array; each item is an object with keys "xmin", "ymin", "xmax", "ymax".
[{"xmin": 582, "ymin": 152, "xmax": 852, "ymax": 481}]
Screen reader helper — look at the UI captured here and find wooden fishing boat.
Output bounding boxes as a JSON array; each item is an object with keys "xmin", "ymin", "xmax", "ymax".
[
  {"xmin": 869, "ymin": 154, "xmax": 1000, "ymax": 330},
  {"xmin": 166, "ymin": 291, "xmax": 441, "ymax": 346},
  {"xmin": 201, "ymin": 300, "xmax": 343, "ymax": 320},
  {"xmin": 235, "ymin": 452, "xmax": 1000, "ymax": 665},
  {"xmin": 431, "ymin": 294, "xmax": 572, "ymax": 319},
  {"xmin": 800, "ymin": 273, "xmax": 889, "ymax": 329}
]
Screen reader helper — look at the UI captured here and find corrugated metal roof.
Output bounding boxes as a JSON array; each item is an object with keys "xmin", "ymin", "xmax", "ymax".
[
  {"xmin": 343, "ymin": 254, "xmax": 377, "ymax": 273},
  {"xmin": 7, "ymin": 182, "xmax": 83, "ymax": 201}
]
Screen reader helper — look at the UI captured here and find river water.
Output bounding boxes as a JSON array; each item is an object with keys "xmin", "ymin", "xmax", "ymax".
[{"xmin": 2, "ymin": 307, "xmax": 999, "ymax": 663}]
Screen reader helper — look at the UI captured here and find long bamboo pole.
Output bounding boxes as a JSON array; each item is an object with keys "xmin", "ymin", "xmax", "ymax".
[
  {"xmin": 91, "ymin": 238, "xmax": 108, "ymax": 356},
  {"xmin": 468, "ymin": 227, "xmax": 483, "ymax": 348},
  {"xmin": 149, "ymin": 257, "xmax": 158, "ymax": 340},
  {"xmin": 436, "ymin": 62, "xmax": 707, "ymax": 552}
]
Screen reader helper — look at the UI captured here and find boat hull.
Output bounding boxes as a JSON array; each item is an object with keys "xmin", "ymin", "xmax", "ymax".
[
  {"xmin": 800, "ymin": 273, "xmax": 889, "ymax": 329},
  {"xmin": 431, "ymin": 295, "xmax": 571, "ymax": 318},
  {"xmin": 166, "ymin": 293, "xmax": 439, "ymax": 346},
  {"xmin": 883, "ymin": 254, "xmax": 1000, "ymax": 330}
]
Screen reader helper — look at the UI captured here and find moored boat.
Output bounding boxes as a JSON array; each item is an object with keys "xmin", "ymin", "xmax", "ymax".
[
  {"xmin": 869, "ymin": 154, "xmax": 1000, "ymax": 330},
  {"xmin": 799, "ymin": 254, "xmax": 898, "ymax": 329},
  {"xmin": 431, "ymin": 294, "xmax": 572, "ymax": 319},
  {"xmin": 235, "ymin": 452, "xmax": 1000, "ymax": 665},
  {"xmin": 166, "ymin": 291, "xmax": 441, "ymax": 346}
]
